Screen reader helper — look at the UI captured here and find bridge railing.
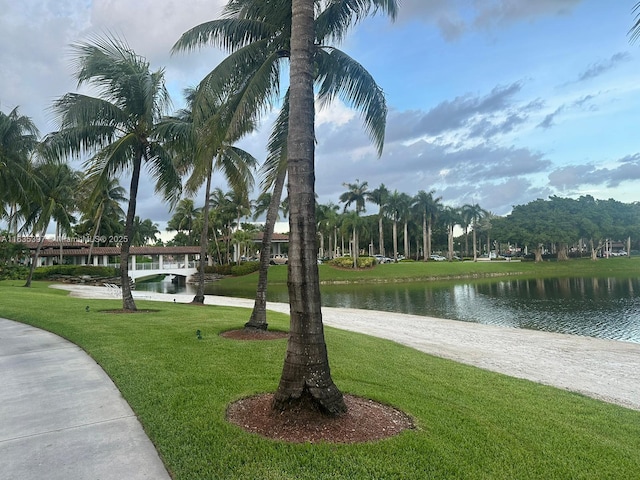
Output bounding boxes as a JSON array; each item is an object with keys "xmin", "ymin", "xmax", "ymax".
[{"xmin": 106, "ymin": 261, "xmax": 199, "ymax": 271}]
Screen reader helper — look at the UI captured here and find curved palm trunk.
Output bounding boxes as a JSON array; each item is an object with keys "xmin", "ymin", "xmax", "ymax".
[
  {"xmin": 24, "ymin": 227, "xmax": 47, "ymax": 288},
  {"xmin": 246, "ymin": 168, "xmax": 286, "ymax": 330},
  {"xmin": 87, "ymin": 209, "xmax": 103, "ymax": 264},
  {"xmin": 193, "ymin": 163, "xmax": 214, "ymax": 304},
  {"xmin": 274, "ymin": 0, "xmax": 345, "ymax": 415},
  {"xmin": 120, "ymin": 155, "xmax": 142, "ymax": 311}
]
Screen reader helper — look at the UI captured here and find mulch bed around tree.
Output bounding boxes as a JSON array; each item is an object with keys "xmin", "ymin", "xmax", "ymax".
[
  {"xmin": 220, "ymin": 329, "xmax": 288, "ymax": 340},
  {"xmin": 227, "ymin": 393, "xmax": 415, "ymax": 443}
]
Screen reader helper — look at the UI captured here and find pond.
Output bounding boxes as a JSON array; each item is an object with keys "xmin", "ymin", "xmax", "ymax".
[{"xmin": 136, "ymin": 275, "xmax": 640, "ymax": 343}]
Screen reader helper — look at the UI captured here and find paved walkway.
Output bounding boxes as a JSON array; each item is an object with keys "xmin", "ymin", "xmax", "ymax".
[{"xmin": 0, "ymin": 318, "xmax": 171, "ymax": 480}]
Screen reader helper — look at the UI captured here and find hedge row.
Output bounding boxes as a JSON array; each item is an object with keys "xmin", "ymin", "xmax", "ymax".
[{"xmin": 32, "ymin": 265, "xmax": 119, "ymax": 280}]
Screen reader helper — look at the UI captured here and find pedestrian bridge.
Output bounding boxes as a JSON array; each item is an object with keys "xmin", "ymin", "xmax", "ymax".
[{"xmin": 125, "ymin": 261, "xmax": 199, "ymax": 281}]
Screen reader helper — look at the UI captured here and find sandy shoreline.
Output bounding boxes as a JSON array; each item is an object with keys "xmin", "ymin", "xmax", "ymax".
[{"xmin": 52, "ymin": 284, "xmax": 640, "ymax": 411}]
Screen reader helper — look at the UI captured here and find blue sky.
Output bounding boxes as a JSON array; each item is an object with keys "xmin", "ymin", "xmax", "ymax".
[{"xmin": 1, "ymin": 0, "xmax": 639, "ymax": 229}]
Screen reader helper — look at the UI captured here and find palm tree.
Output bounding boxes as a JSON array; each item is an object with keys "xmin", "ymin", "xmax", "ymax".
[
  {"xmin": 630, "ymin": 3, "xmax": 640, "ymax": 43},
  {"xmin": 0, "ymin": 107, "xmax": 39, "ymax": 236},
  {"xmin": 77, "ymin": 175, "xmax": 127, "ymax": 262},
  {"xmin": 339, "ymin": 179, "xmax": 368, "ymax": 267},
  {"xmin": 167, "ymin": 198, "xmax": 200, "ymax": 242},
  {"xmin": 463, "ymin": 203, "xmax": 486, "ymax": 261},
  {"xmin": 385, "ymin": 190, "xmax": 404, "ymax": 262},
  {"xmin": 441, "ymin": 206, "xmax": 461, "ymax": 261},
  {"xmin": 160, "ymin": 87, "xmax": 257, "ymax": 303},
  {"xmin": 22, "ymin": 161, "xmax": 79, "ymax": 287},
  {"xmin": 131, "ymin": 217, "xmax": 160, "ymax": 246},
  {"xmin": 398, "ymin": 192, "xmax": 412, "ymax": 259},
  {"xmin": 46, "ymin": 35, "xmax": 181, "ymax": 311},
  {"xmin": 367, "ymin": 183, "xmax": 389, "ymax": 256},
  {"xmin": 413, "ymin": 190, "xmax": 441, "ymax": 261}
]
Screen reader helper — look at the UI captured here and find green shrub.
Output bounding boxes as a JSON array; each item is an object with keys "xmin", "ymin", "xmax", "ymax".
[
  {"xmin": 0, "ymin": 265, "xmax": 28, "ymax": 280},
  {"xmin": 230, "ymin": 261, "xmax": 260, "ymax": 276},
  {"xmin": 32, "ymin": 265, "xmax": 118, "ymax": 280},
  {"xmin": 328, "ymin": 256, "xmax": 376, "ymax": 269}
]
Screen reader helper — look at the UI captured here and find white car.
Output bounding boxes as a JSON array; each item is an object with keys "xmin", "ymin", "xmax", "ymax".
[{"xmin": 429, "ymin": 254, "xmax": 446, "ymax": 261}]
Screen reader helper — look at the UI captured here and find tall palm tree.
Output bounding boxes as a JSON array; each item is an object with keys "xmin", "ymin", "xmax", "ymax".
[
  {"xmin": 413, "ymin": 190, "xmax": 441, "ymax": 261},
  {"xmin": 21, "ymin": 161, "xmax": 79, "ymax": 287},
  {"xmin": 367, "ymin": 183, "xmax": 389, "ymax": 256},
  {"xmin": 441, "ymin": 206, "xmax": 461, "ymax": 261},
  {"xmin": 385, "ymin": 190, "xmax": 404, "ymax": 262},
  {"xmin": 160, "ymin": 87, "xmax": 257, "ymax": 303},
  {"xmin": 462, "ymin": 203, "xmax": 486, "ymax": 261},
  {"xmin": 46, "ymin": 35, "xmax": 181, "ymax": 311},
  {"xmin": 339, "ymin": 179, "xmax": 368, "ymax": 267},
  {"xmin": 174, "ymin": 0, "xmax": 394, "ymax": 332},
  {"xmin": 398, "ymin": 192, "xmax": 412, "ymax": 259},
  {"xmin": 0, "ymin": 107, "xmax": 39, "ymax": 235}
]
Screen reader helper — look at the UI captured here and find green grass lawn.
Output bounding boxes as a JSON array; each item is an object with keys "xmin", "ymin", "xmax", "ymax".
[
  {"xmin": 216, "ymin": 256, "xmax": 640, "ymax": 291},
  {"xmin": 1, "ymin": 280, "xmax": 640, "ymax": 479}
]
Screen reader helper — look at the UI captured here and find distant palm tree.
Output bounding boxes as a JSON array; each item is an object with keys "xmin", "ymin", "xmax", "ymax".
[
  {"xmin": 385, "ymin": 190, "xmax": 405, "ymax": 262},
  {"xmin": 413, "ymin": 190, "xmax": 441, "ymax": 261},
  {"xmin": 22, "ymin": 162, "xmax": 79, "ymax": 287},
  {"xmin": 462, "ymin": 203, "xmax": 487, "ymax": 261},
  {"xmin": 367, "ymin": 183, "xmax": 389, "ymax": 256},
  {"xmin": 77, "ymin": 175, "xmax": 127, "ymax": 262},
  {"xmin": 340, "ymin": 179, "xmax": 369, "ymax": 266},
  {"xmin": 167, "ymin": 198, "xmax": 200, "ymax": 242},
  {"xmin": 398, "ymin": 192, "xmax": 412, "ymax": 259},
  {"xmin": 131, "ymin": 217, "xmax": 160, "ymax": 246},
  {"xmin": 0, "ymin": 107, "xmax": 39, "ymax": 235},
  {"xmin": 441, "ymin": 206, "xmax": 461, "ymax": 261},
  {"xmin": 46, "ymin": 35, "xmax": 181, "ymax": 311}
]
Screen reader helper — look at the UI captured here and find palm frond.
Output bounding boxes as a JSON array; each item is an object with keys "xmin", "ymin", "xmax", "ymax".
[
  {"xmin": 316, "ymin": 0, "xmax": 398, "ymax": 44},
  {"xmin": 630, "ymin": 2, "xmax": 640, "ymax": 43},
  {"xmin": 315, "ymin": 47, "xmax": 387, "ymax": 156}
]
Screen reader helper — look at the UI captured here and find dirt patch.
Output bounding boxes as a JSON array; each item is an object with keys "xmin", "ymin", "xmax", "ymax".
[
  {"xmin": 227, "ymin": 393, "xmax": 414, "ymax": 443},
  {"xmin": 220, "ymin": 329, "xmax": 288, "ymax": 340}
]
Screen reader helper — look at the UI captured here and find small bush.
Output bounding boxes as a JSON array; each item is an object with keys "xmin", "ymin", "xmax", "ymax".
[
  {"xmin": 231, "ymin": 261, "xmax": 260, "ymax": 276},
  {"xmin": 0, "ymin": 265, "xmax": 29, "ymax": 280},
  {"xmin": 328, "ymin": 256, "xmax": 376, "ymax": 269}
]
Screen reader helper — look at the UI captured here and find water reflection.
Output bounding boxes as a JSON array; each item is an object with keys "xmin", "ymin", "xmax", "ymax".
[{"xmin": 137, "ymin": 276, "xmax": 640, "ymax": 343}]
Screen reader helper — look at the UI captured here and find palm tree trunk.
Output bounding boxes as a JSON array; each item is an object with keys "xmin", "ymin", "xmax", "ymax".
[
  {"xmin": 87, "ymin": 211, "xmax": 103, "ymax": 264},
  {"xmin": 427, "ymin": 220, "xmax": 433, "ymax": 259},
  {"xmin": 246, "ymin": 168, "xmax": 285, "ymax": 330},
  {"xmin": 24, "ymin": 226, "xmax": 47, "ymax": 287},
  {"xmin": 120, "ymin": 154, "xmax": 141, "ymax": 311},
  {"xmin": 403, "ymin": 220, "xmax": 409, "ymax": 259},
  {"xmin": 393, "ymin": 219, "xmax": 398, "ymax": 262},
  {"xmin": 193, "ymin": 162, "xmax": 214, "ymax": 304},
  {"xmin": 422, "ymin": 211, "xmax": 428, "ymax": 261},
  {"xmin": 472, "ymin": 227, "xmax": 478, "ymax": 262},
  {"xmin": 274, "ymin": 0, "xmax": 345, "ymax": 415},
  {"xmin": 378, "ymin": 215, "xmax": 384, "ymax": 256}
]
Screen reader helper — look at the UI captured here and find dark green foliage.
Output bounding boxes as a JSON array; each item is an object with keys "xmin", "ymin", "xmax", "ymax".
[
  {"xmin": 205, "ymin": 261, "xmax": 260, "ymax": 276},
  {"xmin": 32, "ymin": 265, "xmax": 118, "ymax": 280}
]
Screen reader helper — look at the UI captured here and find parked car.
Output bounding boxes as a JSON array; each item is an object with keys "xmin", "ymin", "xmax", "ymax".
[
  {"xmin": 429, "ymin": 254, "xmax": 446, "ymax": 261},
  {"xmin": 269, "ymin": 254, "xmax": 288, "ymax": 265},
  {"xmin": 373, "ymin": 254, "xmax": 392, "ymax": 264}
]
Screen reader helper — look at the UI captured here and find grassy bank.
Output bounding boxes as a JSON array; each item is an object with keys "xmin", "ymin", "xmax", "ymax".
[
  {"xmin": 215, "ymin": 256, "xmax": 640, "ymax": 289},
  {"xmin": 1, "ymin": 280, "xmax": 639, "ymax": 479}
]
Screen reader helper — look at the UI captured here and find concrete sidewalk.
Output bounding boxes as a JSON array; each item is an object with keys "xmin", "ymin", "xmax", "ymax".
[{"xmin": 0, "ymin": 318, "xmax": 171, "ymax": 480}]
